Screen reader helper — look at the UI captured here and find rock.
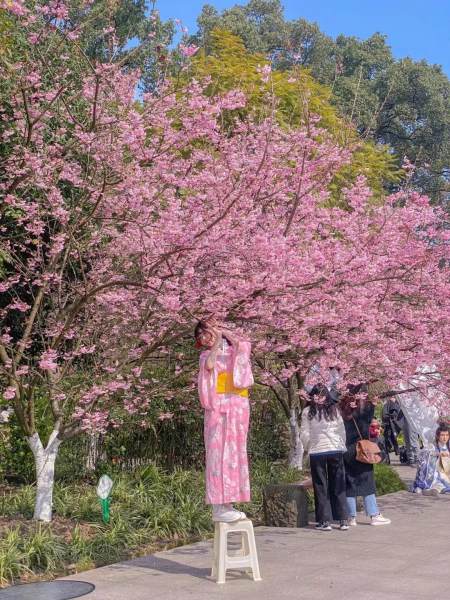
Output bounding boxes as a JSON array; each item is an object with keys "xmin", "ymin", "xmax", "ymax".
[{"xmin": 263, "ymin": 482, "xmax": 310, "ymax": 528}]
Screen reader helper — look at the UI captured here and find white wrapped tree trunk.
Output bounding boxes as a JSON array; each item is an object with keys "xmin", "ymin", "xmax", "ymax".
[
  {"xmin": 27, "ymin": 430, "xmax": 61, "ymax": 522},
  {"xmin": 288, "ymin": 408, "xmax": 304, "ymax": 470}
]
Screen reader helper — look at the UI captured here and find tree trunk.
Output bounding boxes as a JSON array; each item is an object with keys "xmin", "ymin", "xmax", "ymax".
[
  {"xmin": 288, "ymin": 408, "xmax": 304, "ymax": 470},
  {"xmin": 27, "ymin": 430, "xmax": 61, "ymax": 522},
  {"xmin": 86, "ymin": 432, "xmax": 101, "ymax": 471}
]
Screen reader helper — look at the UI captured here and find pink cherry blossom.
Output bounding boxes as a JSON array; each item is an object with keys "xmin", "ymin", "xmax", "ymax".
[
  {"xmin": 0, "ymin": 4, "xmax": 448, "ymax": 499},
  {"xmin": 38, "ymin": 350, "xmax": 58, "ymax": 372},
  {"xmin": 4, "ymin": 387, "xmax": 17, "ymax": 400},
  {"xmin": 158, "ymin": 412, "xmax": 174, "ymax": 421},
  {"xmin": 179, "ymin": 44, "xmax": 199, "ymax": 58},
  {"xmin": 257, "ymin": 64, "xmax": 272, "ymax": 83}
]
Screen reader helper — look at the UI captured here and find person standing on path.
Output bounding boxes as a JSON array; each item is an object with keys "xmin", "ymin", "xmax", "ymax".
[
  {"xmin": 341, "ymin": 386, "xmax": 391, "ymax": 526},
  {"xmin": 300, "ymin": 387, "xmax": 349, "ymax": 531},
  {"xmin": 195, "ymin": 320, "xmax": 253, "ymax": 523}
]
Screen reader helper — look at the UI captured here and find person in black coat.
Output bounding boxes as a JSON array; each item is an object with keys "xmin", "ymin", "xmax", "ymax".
[
  {"xmin": 381, "ymin": 398, "xmax": 403, "ymax": 454},
  {"xmin": 341, "ymin": 385, "xmax": 391, "ymax": 527}
]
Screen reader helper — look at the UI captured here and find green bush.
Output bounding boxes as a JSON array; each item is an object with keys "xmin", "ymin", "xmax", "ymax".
[
  {"xmin": 0, "ymin": 460, "xmax": 297, "ymax": 587},
  {"xmin": 23, "ymin": 526, "xmax": 66, "ymax": 572},
  {"xmin": 374, "ymin": 463, "xmax": 407, "ymax": 495}
]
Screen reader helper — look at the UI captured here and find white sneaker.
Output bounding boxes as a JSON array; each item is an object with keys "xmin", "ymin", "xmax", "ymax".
[
  {"xmin": 370, "ymin": 513, "xmax": 391, "ymax": 526},
  {"xmin": 422, "ymin": 488, "xmax": 440, "ymax": 496},
  {"xmin": 224, "ymin": 503, "xmax": 247, "ymax": 520},
  {"xmin": 348, "ymin": 517, "xmax": 357, "ymax": 527},
  {"xmin": 212, "ymin": 504, "xmax": 246, "ymax": 523}
]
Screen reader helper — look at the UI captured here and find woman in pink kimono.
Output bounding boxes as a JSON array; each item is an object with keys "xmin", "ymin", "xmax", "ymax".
[{"xmin": 195, "ymin": 320, "xmax": 253, "ymax": 522}]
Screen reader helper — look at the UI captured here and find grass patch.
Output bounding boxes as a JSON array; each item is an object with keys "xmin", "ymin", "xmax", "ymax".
[{"xmin": 0, "ymin": 459, "xmax": 297, "ymax": 587}]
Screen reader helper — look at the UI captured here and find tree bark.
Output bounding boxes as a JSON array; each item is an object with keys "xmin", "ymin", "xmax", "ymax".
[
  {"xmin": 27, "ymin": 430, "xmax": 61, "ymax": 522},
  {"xmin": 288, "ymin": 407, "xmax": 304, "ymax": 470},
  {"xmin": 86, "ymin": 432, "xmax": 101, "ymax": 471}
]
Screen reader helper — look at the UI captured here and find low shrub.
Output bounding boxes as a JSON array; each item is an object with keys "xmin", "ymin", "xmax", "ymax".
[
  {"xmin": 374, "ymin": 463, "xmax": 407, "ymax": 495},
  {"xmin": 0, "ymin": 459, "xmax": 297, "ymax": 587}
]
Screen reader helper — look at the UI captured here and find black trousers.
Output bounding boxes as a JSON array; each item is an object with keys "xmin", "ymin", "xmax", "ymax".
[
  {"xmin": 310, "ymin": 452, "xmax": 348, "ymax": 523},
  {"xmin": 383, "ymin": 419, "xmax": 399, "ymax": 454}
]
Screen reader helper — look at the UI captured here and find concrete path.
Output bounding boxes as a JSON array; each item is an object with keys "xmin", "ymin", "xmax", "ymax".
[
  {"xmin": 391, "ymin": 460, "xmax": 417, "ymax": 489},
  {"xmin": 65, "ymin": 463, "xmax": 449, "ymax": 600}
]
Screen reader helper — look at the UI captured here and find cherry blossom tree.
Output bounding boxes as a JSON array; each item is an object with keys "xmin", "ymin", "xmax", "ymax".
[
  {"xmin": 0, "ymin": 0, "xmax": 347, "ymax": 519},
  {"xmin": 250, "ymin": 174, "xmax": 450, "ymax": 467},
  {"xmin": 1, "ymin": 0, "xmax": 449, "ymax": 518}
]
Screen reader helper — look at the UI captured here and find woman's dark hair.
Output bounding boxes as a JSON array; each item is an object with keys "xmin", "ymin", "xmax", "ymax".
[
  {"xmin": 308, "ymin": 385, "xmax": 340, "ymax": 422},
  {"xmin": 194, "ymin": 320, "xmax": 208, "ymax": 339},
  {"xmin": 435, "ymin": 424, "xmax": 450, "ymax": 450}
]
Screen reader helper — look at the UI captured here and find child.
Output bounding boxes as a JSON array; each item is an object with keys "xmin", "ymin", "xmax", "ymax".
[
  {"xmin": 369, "ymin": 418, "xmax": 381, "ymax": 441},
  {"xmin": 369, "ymin": 418, "xmax": 389, "ymax": 464}
]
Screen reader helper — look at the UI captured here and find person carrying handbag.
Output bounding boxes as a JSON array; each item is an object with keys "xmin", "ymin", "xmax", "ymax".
[
  {"xmin": 341, "ymin": 385, "xmax": 391, "ymax": 526},
  {"xmin": 300, "ymin": 386, "xmax": 349, "ymax": 531}
]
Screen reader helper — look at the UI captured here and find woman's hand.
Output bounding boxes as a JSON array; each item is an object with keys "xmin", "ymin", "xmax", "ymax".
[{"xmin": 220, "ymin": 326, "xmax": 241, "ymax": 346}]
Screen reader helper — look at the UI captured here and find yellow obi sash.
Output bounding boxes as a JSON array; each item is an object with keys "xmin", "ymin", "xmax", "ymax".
[{"xmin": 216, "ymin": 372, "xmax": 248, "ymax": 397}]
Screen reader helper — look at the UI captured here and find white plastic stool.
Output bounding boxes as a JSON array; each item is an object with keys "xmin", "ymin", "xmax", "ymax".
[{"xmin": 211, "ymin": 518, "xmax": 262, "ymax": 584}]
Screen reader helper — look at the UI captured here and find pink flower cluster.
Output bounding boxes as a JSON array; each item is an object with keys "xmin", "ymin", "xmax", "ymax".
[{"xmin": 1, "ymin": 5, "xmax": 449, "ymax": 440}]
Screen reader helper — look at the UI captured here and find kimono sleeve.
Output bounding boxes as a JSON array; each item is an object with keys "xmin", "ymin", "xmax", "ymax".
[
  {"xmin": 232, "ymin": 340, "xmax": 254, "ymax": 389},
  {"xmin": 198, "ymin": 352, "xmax": 218, "ymax": 410}
]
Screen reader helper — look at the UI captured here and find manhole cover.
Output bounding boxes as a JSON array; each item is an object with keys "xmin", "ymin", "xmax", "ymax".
[{"xmin": 0, "ymin": 580, "xmax": 95, "ymax": 599}]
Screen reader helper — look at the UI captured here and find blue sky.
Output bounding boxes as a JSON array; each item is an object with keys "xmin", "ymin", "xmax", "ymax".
[{"xmin": 157, "ymin": 0, "xmax": 450, "ymax": 75}]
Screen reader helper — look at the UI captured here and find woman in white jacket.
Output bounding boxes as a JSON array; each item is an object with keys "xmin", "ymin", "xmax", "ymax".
[{"xmin": 301, "ymin": 386, "xmax": 349, "ymax": 531}]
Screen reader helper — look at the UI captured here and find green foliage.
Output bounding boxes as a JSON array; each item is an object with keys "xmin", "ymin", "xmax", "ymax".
[
  {"xmin": 65, "ymin": 0, "xmax": 174, "ymax": 92},
  {"xmin": 0, "ymin": 460, "xmax": 297, "ymax": 586},
  {"xmin": 195, "ymin": 0, "xmax": 286, "ymax": 56},
  {"xmin": 374, "ymin": 463, "xmax": 407, "ymax": 496},
  {"xmin": 191, "ymin": 29, "xmax": 342, "ymax": 130},
  {"xmin": 242, "ymin": 459, "xmax": 301, "ymax": 517},
  {"xmin": 0, "ymin": 529, "xmax": 31, "ymax": 587},
  {"xmin": 0, "ymin": 485, "xmax": 35, "ymax": 519},
  {"xmin": 190, "ymin": 29, "xmax": 401, "ymax": 203},
  {"xmin": 249, "ymin": 395, "xmax": 288, "ymax": 462},
  {"xmin": 372, "ymin": 59, "xmax": 450, "ymax": 199},
  {"xmin": 0, "ymin": 392, "xmax": 56, "ymax": 484},
  {"xmin": 23, "ymin": 525, "xmax": 66, "ymax": 573},
  {"xmin": 329, "ymin": 141, "xmax": 403, "ymax": 206},
  {"xmin": 0, "ymin": 418, "xmax": 34, "ymax": 484},
  {"xmin": 193, "ymin": 1, "xmax": 450, "ymax": 201},
  {"xmin": 1, "ymin": 357, "xmax": 288, "ymax": 485}
]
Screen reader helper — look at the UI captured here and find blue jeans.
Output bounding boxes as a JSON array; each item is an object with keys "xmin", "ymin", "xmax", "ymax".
[{"xmin": 346, "ymin": 494, "xmax": 379, "ymax": 517}]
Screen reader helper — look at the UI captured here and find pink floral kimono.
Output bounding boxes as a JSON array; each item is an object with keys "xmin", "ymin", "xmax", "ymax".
[{"xmin": 198, "ymin": 339, "xmax": 254, "ymax": 505}]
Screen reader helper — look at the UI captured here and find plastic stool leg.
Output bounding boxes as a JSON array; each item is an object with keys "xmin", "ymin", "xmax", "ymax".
[
  {"xmin": 240, "ymin": 530, "xmax": 251, "ymax": 573},
  {"xmin": 211, "ymin": 523, "xmax": 219, "ymax": 578},
  {"xmin": 243, "ymin": 531, "xmax": 250, "ymax": 555},
  {"xmin": 246, "ymin": 527, "xmax": 262, "ymax": 581},
  {"xmin": 216, "ymin": 525, "xmax": 227, "ymax": 584}
]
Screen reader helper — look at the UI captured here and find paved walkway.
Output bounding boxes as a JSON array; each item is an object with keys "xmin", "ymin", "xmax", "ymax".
[
  {"xmin": 65, "ymin": 462, "xmax": 449, "ymax": 600},
  {"xmin": 391, "ymin": 457, "xmax": 417, "ymax": 489}
]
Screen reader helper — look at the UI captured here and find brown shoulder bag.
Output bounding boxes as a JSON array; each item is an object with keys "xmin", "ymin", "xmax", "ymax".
[{"xmin": 352, "ymin": 418, "xmax": 382, "ymax": 465}]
